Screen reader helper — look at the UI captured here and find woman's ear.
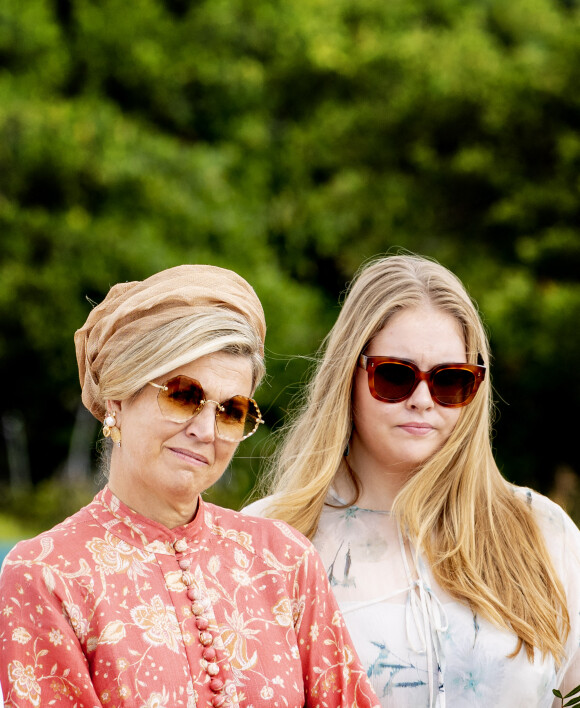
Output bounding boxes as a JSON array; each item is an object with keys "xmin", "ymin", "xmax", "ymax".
[{"xmin": 107, "ymin": 399, "xmax": 123, "ymax": 418}]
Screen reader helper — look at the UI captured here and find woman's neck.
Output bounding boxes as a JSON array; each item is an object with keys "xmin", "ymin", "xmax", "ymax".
[{"xmin": 337, "ymin": 454, "xmax": 414, "ymax": 512}]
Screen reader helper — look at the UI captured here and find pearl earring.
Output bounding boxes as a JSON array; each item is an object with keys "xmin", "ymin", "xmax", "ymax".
[{"xmin": 103, "ymin": 411, "xmax": 121, "ymax": 447}]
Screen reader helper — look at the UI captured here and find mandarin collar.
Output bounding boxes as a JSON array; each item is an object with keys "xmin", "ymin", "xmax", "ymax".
[{"xmin": 88, "ymin": 486, "xmax": 209, "ymax": 555}]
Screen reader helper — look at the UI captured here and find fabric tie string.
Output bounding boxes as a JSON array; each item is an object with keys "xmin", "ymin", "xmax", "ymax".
[{"xmin": 400, "ymin": 524, "xmax": 448, "ymax": 708}]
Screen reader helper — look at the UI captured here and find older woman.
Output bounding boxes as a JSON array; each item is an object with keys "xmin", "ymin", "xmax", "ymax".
[
  {"xmin": 0, "ymin": 265, "xmax": 379, "ymax": 708},
  {"xmin": 246, "ymin": 255, "xmax": 580, "ymax": 707}
]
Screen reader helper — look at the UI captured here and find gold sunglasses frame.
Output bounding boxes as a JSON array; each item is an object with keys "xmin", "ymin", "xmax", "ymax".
[{"xmin": 148, "ymin": 378, "xmax": 264, "ymax": 442}]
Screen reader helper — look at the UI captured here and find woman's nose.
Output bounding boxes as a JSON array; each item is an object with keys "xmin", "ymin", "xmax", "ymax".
[
  {"xmin": 405, "ymin": 380, "xmax": 435, "ymax": 410},
  {"xmin": 184, "ymin": 401, "xmax": 216, "ymax": 442}
]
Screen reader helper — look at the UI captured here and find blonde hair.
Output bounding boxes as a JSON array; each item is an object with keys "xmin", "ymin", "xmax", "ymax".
[
  {"xmin": 99, "ymin": 309, "xmax": 265, "ymax": 404},
  {"xmin": 259, "ymin": 254, "xmax": 569, "ymax": 665}
]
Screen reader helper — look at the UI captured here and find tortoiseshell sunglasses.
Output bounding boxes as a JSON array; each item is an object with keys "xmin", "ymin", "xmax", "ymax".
[{"xmin": 358, "ymin": 355, "xmax": 486, "ymax": 408}]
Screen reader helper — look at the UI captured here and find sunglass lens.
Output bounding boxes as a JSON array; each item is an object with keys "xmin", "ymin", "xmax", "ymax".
[
  {"xmin": 158, "ymin": 376, "xmax": 204, "ymax": 422},
  {"xmin": 432, "ymin": 368, "xmax": 475, "ymax": 405},
  {"xmin": 374, "ymin": 362, "xmax": 416, "ymax": 401},
  {"xmin": 216, "ymin": 396, "xmax": 260, "ymax": 441}
]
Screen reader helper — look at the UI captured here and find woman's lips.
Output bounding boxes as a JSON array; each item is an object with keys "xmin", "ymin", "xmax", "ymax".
[
  {"xmin": 397, "ymin": 423, "xmax": 434, "ymax": 436},
  {"xmin": 168, "ymin": 447, "xmax": 210, "ymax": 465}
]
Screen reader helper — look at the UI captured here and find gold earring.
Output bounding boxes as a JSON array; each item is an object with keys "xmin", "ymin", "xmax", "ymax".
[{"xmin": 103, "ymin": 411, "xmax": 122, "ymax": 447}]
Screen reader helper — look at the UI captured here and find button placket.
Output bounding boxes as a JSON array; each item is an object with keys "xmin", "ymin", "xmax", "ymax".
[{"xmin": 174, "ymin": 538, "xmax": 227, "ymax": 707}]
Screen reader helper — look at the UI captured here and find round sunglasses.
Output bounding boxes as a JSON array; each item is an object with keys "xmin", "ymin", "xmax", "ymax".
[
  {"xmin": 358, "ymin": 355, "xmax": 486, "ymax": 408},
  {"xmin": 149, "ymin": 375, "xmax": 264, "ymax": 442}
]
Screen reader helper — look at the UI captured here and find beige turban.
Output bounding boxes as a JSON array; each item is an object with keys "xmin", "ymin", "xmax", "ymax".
[{"xmin": 74, "ymin": 265, "xmax": 266, "ymax": 421}]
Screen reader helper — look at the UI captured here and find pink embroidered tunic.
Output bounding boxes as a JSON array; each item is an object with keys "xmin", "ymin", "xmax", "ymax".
[{"xmin": 0, "ymin": 488, "xmax": 379, "ymax": 708}]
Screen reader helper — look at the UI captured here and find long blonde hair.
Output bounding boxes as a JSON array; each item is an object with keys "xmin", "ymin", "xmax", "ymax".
[{"xmin": 259, "ymin": 254, "xmax": 569, "ymax": 665}]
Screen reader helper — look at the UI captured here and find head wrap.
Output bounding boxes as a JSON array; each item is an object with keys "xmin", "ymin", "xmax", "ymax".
[{"xmin": 74, "ymin": 265, "xmax": 266, "ymax": 421}]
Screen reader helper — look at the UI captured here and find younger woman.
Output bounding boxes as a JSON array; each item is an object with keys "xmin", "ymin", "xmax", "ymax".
[{"xmin": 246, "ymin": 254, "xmax": 580, "ymax": 707}]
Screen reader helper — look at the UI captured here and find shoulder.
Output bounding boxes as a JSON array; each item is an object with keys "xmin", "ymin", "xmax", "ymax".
[
  {"xmin": 203, "ymin": 501, "xmax": 316, "ymax": 565},
  {"xmin": 0, "ymin": 504, "xmax": 102, "ymax": 609},
  {"xmin": 513, "ymin": 486, "xmax": 580, "ymax": 571},
  {"xmin": 240, "ymin": 495, "xmax": 275, "ymax": 518},
  {"xmin": 513, "ymin": 487, "xmax": 578, "ymax": 537},
  {"xmin": 2, "ymin": 498, "xmax": 101, "ymax": 570}
]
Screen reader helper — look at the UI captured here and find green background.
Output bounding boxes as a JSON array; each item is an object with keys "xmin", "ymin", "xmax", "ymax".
[{"xmin": 1, "ymin": 0, "xmax": 579, "ymax": 543}]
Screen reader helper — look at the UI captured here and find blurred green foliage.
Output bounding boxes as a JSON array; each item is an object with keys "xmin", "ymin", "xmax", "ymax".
[
  {"xmin": 0, "ymin": 478, "xmax": 98, "ymax": 537},
  {"xmin": 0, "ymin": 0, "xmax": 579, "ymax": 530}
]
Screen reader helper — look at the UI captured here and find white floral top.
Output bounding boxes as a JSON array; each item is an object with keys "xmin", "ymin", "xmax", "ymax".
[
  {"xmin": 0, "ymin": 487, "xmax": 380, "ymax": 708},
  {"xmin": 245, "ymin": 488, "xmax": 580, "ymax": 707}
]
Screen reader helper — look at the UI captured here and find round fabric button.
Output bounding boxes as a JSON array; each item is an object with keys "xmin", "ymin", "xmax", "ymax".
[
  {"xmin": 179, "ymin": 559, "xmax": 191, "ymax": 570},
  {"xmin": 182, "ymin": 572, "xmax": 194, "ymax": 586},
  {"xmin": 174, "ymin": 539, "xmax": 188, "ymax": 553},
  {"xmin": 199, "ymin": 631, "xmax": 213, "ymax": 647},
  {"xmin": 210, "ymin": 678, "xmax": 224, "ymax": 693},
  {"xmin": 192, "ymin": 602, "xmax": 205, "ymax": 616},
  {"xmin": 195, "ymin": 616, "xmax": 209, "ymax": 630},
  {"xmin": 202, "ymin": 647, "xmax": 216, "ymax": 661},
  {"xmin": 186, "ymin": 588, "xmax": 200, "ymax": 601},
  {"xmin": 207, "ymin": 662, "xmax": 219, "ymax": 676},
  {"xmin": 211, "ymin": 695, "xmax": 226, "ymax": 707}
]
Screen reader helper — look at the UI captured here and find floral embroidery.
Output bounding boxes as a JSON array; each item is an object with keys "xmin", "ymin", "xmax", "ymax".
[
  {"xmin": 234, "ymin": 548, "xmax": 249, "ymax": 568},
  {"xmin": 48, "ymin": 628, "xmax": 63, "ymax": 646},
  {"xmin": 131, "ymin": 595, "xmax": 181, "ymax": 652},
  {"xmin": 141, "ymin": 690, "xmax": 170, "ymax": 707},
  {"xmin": 12, "ymin": 627, "xmax": 32, "ymax": 644},
  {"xmin": 0, "ymin": 487, "xmax": 380, "ymax": 708},
  {"xmin": 208, "ymin": 517, "xmax": 255, "ymax": 553},
  {"xmin": 87, "ymin": 534, "xmax": 151, "ymax": 580},
  {"xmin": 98, "ymin": 619, "xmax": 127, "ymax": 645},
  {"xmin": 291, "ymin": 596, "xmax": 305, "ymax": 625},
  {"xmin": 231, "ymin": 567, "xmax": 252, "ymax": 586},
  {"xmin": 8, "ymin": 661, "xmax": 41, "ymax": 707},
  {"xmin": 219, "ymin": 610, "xmax": 259, "ymax": 671},
  {"xmin": 64, "ymin": 601, "xmax": 90, "ymax": 641},
  {"xmin": 272, "ymin": 597, "xmax": 293, "ymax": 627}
]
